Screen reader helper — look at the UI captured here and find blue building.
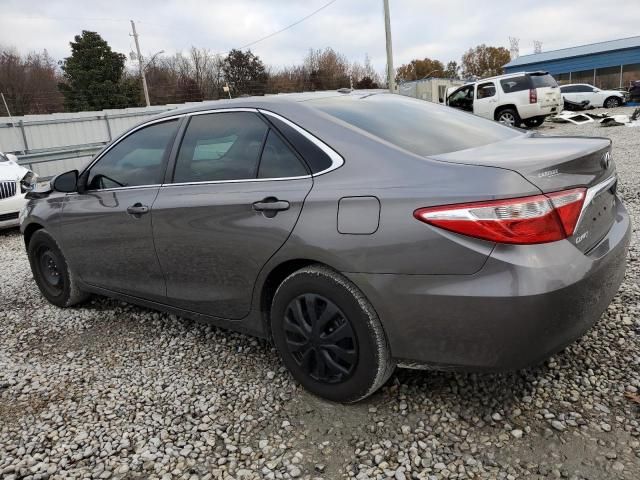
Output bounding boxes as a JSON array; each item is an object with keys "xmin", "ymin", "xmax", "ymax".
[{"xmin": 504, "ymin": 36, "xmax": 640, "ymax": 89}]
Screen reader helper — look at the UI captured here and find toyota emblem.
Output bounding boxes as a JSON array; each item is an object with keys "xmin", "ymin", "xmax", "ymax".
[{"xmin": 601, "ymin": 151, "xmax": 612, "ymax": 170}]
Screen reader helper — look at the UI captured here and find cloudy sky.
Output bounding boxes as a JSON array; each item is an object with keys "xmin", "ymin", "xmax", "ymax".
[{"xmin": 2, "ymin": 0, "xmax": 639, "ymax": 74}]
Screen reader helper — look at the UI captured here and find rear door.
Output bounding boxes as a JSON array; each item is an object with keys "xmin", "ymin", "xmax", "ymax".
[
  {"xmin": 474, "ymin": 81, "xmax": 498, "ymax": 118},
  {"xmin": 152, "ymin": 110, "xmax": 313, "ymax": 319}
]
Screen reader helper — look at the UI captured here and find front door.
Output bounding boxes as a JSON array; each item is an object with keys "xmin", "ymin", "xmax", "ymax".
[
  {"xmin": 152, "ymin": 111, "xmax": 313, "ymax": 319},
  {"xmin": 58, "ymin": 119, "xmax": 180, "ymax": 301}
]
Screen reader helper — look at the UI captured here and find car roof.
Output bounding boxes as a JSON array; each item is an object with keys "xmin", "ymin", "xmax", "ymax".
[{"xmin": 152, "ymin": 89, "xmax": 388, "ymax": 120}]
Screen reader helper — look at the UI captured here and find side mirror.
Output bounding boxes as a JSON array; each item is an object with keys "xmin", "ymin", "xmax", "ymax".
[{"xmin": 52, "ymin": 170, "xmax": 79, "ymax": 193}]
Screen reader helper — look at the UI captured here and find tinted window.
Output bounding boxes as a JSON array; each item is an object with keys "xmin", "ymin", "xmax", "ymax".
[
  {"xmin": 258, "ymin": 130, "xmax": 308, "ymax": 178},
  {"xmin": 265, "ymin": 115, "xmax": 332, "ymax": 173},
  {"xmin": 530, "ymin": 74, "xmax": 558, "ymax": 88},
  {"xmin": 500, "ymin": 76, "xmax": 530, "ymax": 93},
  {"xmin": 87, "ymin": 119, "xmax": 178, "ymax": 190},
  {"xmin": 477, "ymin": 82, "xmax": 496, "ymax": 99},
  {"xmin": 310, "ymin": 94, "xmax": 519, "ymax": 157},
  {"xmin": 576, "ymin": 85, "xmax": 595, "ymax": 92},
  {"xmin": 174, "ymin": 112, "xmax": 268, "ymax": 183}
]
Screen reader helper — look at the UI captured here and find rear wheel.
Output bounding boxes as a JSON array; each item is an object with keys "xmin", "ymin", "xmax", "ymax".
[
  {"xmin": 496, "ymin": 108, "xmax": 521, "ymax": 127},
  {"xmin": 523, "ymin": 116, "xmax": 545, "ymax": 128},
  {"xmin": 27, "ymin": 230, "xmax": 89, "ymax": 308},
  {"xmin": 603, "ymin": 96, "xmax": 621, "ymax": 109},
  {"xmin": 270, "ymin": 265, "xmax": 395, "ymax": 403}
]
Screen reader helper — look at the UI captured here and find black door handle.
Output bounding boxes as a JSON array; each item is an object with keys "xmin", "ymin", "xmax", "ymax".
[
  {"xmin": 253, "ymin": 198, "xmax": 290, "ymax": 218},
  {"xmin": 126, "ymin": 203, "xmax": 150, "ymax": 216}
]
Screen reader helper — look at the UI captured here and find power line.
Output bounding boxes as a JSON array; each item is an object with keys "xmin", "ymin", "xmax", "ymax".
[{"xmin": 236, "ymin": 0, "xmax": 339, "ymax": 50}]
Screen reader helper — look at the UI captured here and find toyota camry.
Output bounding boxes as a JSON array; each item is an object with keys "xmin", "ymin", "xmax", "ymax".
[{"xmin": 21, "ymin": 91, "xmax": 630, "ymax": 403}]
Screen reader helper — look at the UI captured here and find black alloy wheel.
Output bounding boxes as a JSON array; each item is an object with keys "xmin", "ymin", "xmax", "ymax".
[{"xmin": 283, "ymin": 293, "xmax": 358, "ymax": 384}]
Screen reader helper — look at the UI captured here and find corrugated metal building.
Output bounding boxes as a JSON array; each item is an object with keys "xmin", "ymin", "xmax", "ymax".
[{"xmin": 503, "ymin": 36, "xmax": 640, "ymax": 89}]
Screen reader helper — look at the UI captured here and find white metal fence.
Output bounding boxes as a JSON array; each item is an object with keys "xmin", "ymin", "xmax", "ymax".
[{"xmin": 0, "ymin": 102, "xmax": 214, "ymax": 177}]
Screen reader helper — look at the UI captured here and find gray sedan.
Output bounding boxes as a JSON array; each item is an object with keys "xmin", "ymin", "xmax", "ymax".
[{"xmin": 21, "ymin": 92, "xmax": 630, "ymax": 403}]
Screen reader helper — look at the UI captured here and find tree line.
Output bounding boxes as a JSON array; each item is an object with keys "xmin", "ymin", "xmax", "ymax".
[{"xmin": 0, "ymin": 30, "xmax": 511, "ymax": 116}]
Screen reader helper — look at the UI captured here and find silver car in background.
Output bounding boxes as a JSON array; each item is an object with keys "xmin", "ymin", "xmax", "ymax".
[{"xmin": 21, "ymin": 92, "xmax": 630, "ymax": 402}]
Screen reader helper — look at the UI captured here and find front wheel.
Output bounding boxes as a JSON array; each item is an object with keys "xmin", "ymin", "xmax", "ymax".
[
  {"xmin": 603, "ymin": 96, "xmax": 621, "ymax": 109},
  {"xmin": 523, "ymin": 116, "xmax": 545, "ymax": 128},
  {"xmin": 496, "ymin": 108, "xmax": 521, "ymax": 127},
  {"xmin": 270, "ymin": 266, "xmax": 395, "ymax": 403},
  {"xmin": 27, "ymin": 229, "xmax": 89, "ymax": 308}
]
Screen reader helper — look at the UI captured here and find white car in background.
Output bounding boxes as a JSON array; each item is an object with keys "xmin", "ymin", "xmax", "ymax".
[
  {"xmin": 446, "ymin": 71, "xmax": 562, "ymax": 127},
  {"xmin": 0, "ymin": 152, "xmax": 32, "ymax": 229},
  {"xmin": 560, "ymin": 84, "xmax": 626, "ymax": 108}
]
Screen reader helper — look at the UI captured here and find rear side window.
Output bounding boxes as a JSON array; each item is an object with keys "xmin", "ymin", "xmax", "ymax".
[
  {"xmin": 174, "ymin": 112, "xmax": 267, "ymax": 183},
  {"xmin": 87, "ymin": 119, "xmax": 178, "ymax": 190},
  {"xmin": 264, "ymin": 115, "xmax": 333, "ymax": 173},
  {"xmin": 500, "ymin": 76, "xmax": 531, "ymax": 93},
  {"xmin": 258, "ymin": 130, "xmax": 308, "ymax": 178},
  {"xmin": 529, "ymin": 73, "xmax": 558, "ymax": 88},
  {"xmin": 477, "ymin": 82, "xmax": 496, "ymax": 99},
  {"xmin": 309, "ymin": 94, "xmax": 519, "ymax": 157}
]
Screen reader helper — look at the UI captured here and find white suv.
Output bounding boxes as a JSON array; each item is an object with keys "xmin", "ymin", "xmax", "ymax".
[
  {"xmin": 447, "ymin": 71, "xmax": 562, "ymax": 127},
  {"xmin": 0, "ymin": 152, "xmax": 31, "ymax": 229},
  {"xmin": 560, "ymin": 84, "xmax": 626, "ymax": 108}
]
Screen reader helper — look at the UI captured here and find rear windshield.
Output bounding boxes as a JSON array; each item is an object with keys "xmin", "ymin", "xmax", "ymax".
[
  {"xmin": 529, "ymin": 73, "xmax": 558, "ymax": 88},
  {"xmin": 308, "ymin": 94, "xmax": 519, "ymax": 156}
]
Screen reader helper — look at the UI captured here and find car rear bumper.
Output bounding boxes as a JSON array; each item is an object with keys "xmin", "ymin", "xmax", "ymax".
[{"xmin": 345, "ymin": 199, "xmax": 631, "ymax": 371}]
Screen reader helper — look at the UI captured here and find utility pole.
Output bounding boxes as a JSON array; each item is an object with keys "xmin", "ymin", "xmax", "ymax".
[
  {"xmin": 383, "ymin": 0, "xmax": 395, "ymax": 93},
  {"xmin": 130, "ymin": 20, "xmax": 151, "ymax": 107}
]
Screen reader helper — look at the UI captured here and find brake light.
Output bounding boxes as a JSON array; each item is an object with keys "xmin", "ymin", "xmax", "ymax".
[
  {"xmin": 529, "ymin": 88, "xmax": 537, "ymax": 103},
  {"xmin": 413, "ymin": 188, "xmax": 586, "ymax": 245}
]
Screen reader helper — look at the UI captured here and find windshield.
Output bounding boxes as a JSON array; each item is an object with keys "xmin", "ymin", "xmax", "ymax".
[
  {"xmin": 0, "ymin": 153, "xmax": 8, "ymax": 163},
  {"xmin": 308, "ymin": 94, "xmax": 520, "ymax": 156},
  {"xmin": 530, "ymin": 73, "xmax": 558, "ymax": 88}
]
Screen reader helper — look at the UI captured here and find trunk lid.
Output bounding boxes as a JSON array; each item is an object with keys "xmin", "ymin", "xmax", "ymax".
[{"xmin": 432, "ymin": 134, "xmax": 617, "ymax": 253}]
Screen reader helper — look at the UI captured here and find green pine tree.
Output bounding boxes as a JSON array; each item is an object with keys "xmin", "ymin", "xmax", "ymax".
[{"xmin": 58, "ymin": 31, "xmax": 142, "ymax": 111}]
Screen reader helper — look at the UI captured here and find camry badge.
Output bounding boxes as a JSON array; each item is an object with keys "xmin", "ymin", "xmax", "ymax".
[{"xmin": 601, "ymin": 151, "xmax": 611, "ymax": 170}]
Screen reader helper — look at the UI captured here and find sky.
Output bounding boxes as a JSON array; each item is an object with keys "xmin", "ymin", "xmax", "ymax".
[{"xmin": 1, "ymin": 0, "xmax": 639, "ymax": 75}]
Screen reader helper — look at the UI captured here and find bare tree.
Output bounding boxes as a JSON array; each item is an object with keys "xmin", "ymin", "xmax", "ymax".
[{"xmin": 0, "ymin": 47, "xmax": 63, "ymax": 115}]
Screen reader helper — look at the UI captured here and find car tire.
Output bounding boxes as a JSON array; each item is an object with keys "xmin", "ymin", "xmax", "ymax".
[
  {"xmin": 270, "ymin": 265, "xmax": 395, "ymax": 403},
  {"xmin": 27, "ymin": 229, "xmax": 89, "ymax": 308},
  {"xmin": 603, "ymin": 96, "xmax": 621, "ymax": 109},
  {"xmin": 523, "ymin": 116, "xmax": 545, "ymax": 128},
  {"xmin": 496, "ymin": 108, "xmax": 521, "ymax": 127}
]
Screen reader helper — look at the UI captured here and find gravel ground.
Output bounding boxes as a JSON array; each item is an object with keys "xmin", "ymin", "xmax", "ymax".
[{"xmin": 1, "ymin": 107, "xmax": 639, "ymax": 480}]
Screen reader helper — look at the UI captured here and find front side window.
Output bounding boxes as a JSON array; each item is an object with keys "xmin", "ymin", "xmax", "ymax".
[
  {"xmin": 448, "ymin": 85, "xmax": 474, "ymax": 110},
  {"xmin": 87, "ymin": 119, "xmax": 178, "ymax": 190},
  {"xmin": 174, "ymin": 112, "xmax": 268, "ymax": 183}
]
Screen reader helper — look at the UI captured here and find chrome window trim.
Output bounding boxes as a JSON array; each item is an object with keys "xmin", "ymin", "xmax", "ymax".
[
  {"xmin": 79, "ymin": 106, "xmax": 344, "ymax": 192},
  {"xmin": 258, "ymin": 109, "xmax": 344, "ymax": 176},
  {"xmin": 576, "ymin": 175, "xmax": 617, "ymax": 228}
]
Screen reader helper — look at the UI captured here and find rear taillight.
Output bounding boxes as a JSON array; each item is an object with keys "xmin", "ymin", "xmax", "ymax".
[
  {"xmin": 414, "ymin": 188, "xmax": 586, "ymax": 245},
  {"xmin": 529, "ymin": 88, "xmax": 537, "ymax": 103}
]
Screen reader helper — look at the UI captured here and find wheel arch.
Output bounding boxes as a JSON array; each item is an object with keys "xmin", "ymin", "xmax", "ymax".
[
  {"xmin": 23, "ymin": 222, "xmax": 44, "ymax": 249},
  {"xmin": 258, "ymin": 258, "xmax": 336, "ymax": 338},
  {"xmin": 493, "ymin": 104, "xmax": 518, "ymax": 121}
]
